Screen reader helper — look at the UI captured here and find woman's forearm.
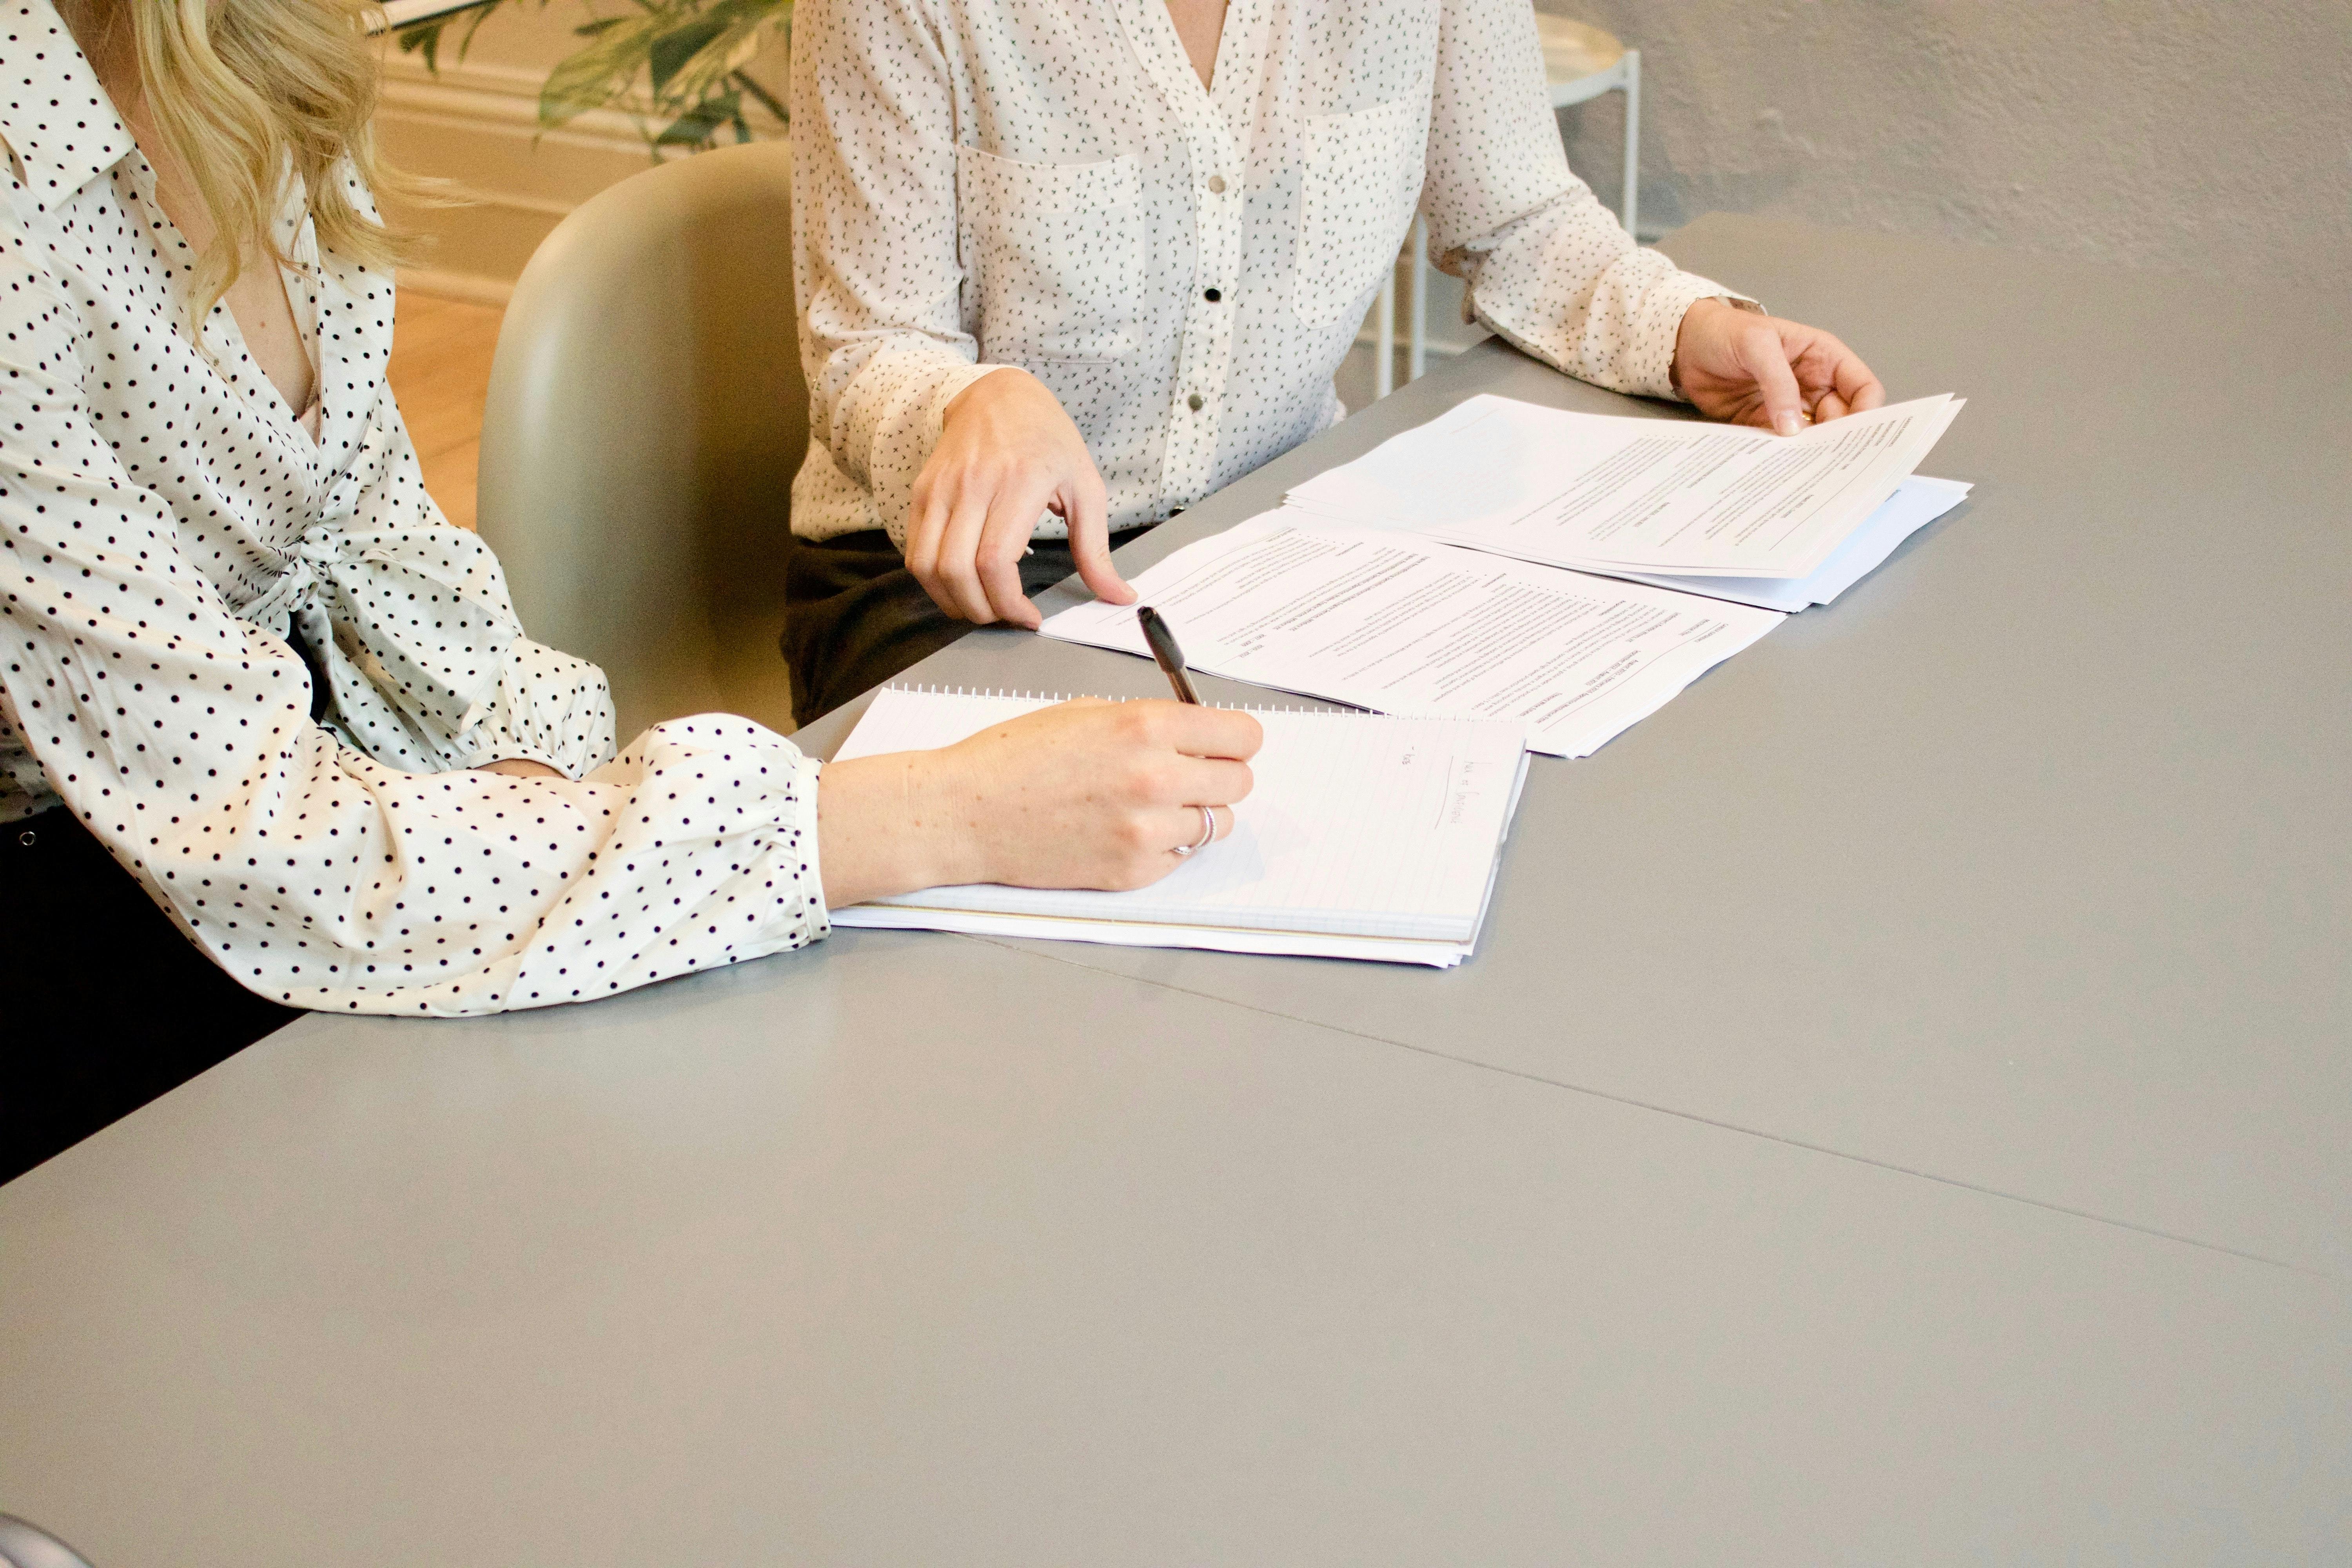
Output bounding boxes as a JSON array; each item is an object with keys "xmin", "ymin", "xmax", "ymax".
[{"xmin": 815, "ymin": 751, "xmax": 970, "ymax": 909}]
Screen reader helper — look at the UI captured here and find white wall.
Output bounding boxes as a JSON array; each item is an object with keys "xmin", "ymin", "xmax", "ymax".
[
  {"xmin": 383, "ymin": 3, "xmax": 2352, "ymax": 307},
  {"xmin": 1544, "ymin": 0, "xmax": 2352, "ymax": 293}
]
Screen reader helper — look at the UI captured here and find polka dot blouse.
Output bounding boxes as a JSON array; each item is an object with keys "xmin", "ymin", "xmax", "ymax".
[
  {"xmin": 788, "ymin": 0, "xmax": 1743, "ymax": 547},
  {"xmin": 1, "ymin": 1, "xmax": 827, "ymax": 1016}
]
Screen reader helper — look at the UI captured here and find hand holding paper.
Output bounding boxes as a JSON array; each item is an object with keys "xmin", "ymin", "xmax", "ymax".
[{"xmin": 1671, "ymin": 298, "xmax": 1887, "ymax": 435}]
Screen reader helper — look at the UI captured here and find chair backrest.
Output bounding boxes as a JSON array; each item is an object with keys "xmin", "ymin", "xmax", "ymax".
[
  {"xmin": 475, "ymin": 140, "xmax": 805, "ymax": 738},
  {"xmin": 0, "ymin": 1514, "xmax": 97, "ymax": 1568}
]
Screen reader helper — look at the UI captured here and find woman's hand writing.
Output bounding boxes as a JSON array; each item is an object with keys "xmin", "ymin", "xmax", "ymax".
[
  {"xmin": 905, "ymin": 368, "xmax": 1137, "ymax": 629},
  {"xmin": 815, "ymin": 699, "xmax": 1261, "ymax": 907}
]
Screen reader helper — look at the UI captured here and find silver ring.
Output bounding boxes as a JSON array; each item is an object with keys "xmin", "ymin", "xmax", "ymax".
[{"xmin": 1172, "ymin": 804, "xmax": 1217, "ymax": 857}]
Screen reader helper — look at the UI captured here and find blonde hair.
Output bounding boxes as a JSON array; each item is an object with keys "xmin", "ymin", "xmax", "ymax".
[{"xmin": 123, "ymin": 0, "xmax": 420, "ymax": 319}]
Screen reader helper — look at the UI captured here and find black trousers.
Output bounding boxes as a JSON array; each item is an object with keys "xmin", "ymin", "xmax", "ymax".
[
  {"xmin": 0, "ymin": 809, "xmax": 300, "ymax": 1185},
  {"xmin": 782, "ymin": 526, "xmax": 1151, "ymax": 727}
]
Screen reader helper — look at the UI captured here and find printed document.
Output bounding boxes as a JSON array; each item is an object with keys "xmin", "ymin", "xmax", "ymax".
[
  {"xmin": 1588, "ymin": 475, "xmax": 1974, "ymax": 612},
  {"xmin": 1040, "ymin": 510, "xmax": 1782, "ymax": 758},
  {"xmin": 1287, "ymin": 392, "xmax": 1963, "ymax": 579}
]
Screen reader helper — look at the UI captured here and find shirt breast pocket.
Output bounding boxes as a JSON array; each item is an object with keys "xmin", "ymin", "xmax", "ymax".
[
  {"xmin": 1293, "ymin": 94, "xmax": 1424, "ymax": 328},
  {"xmin": 957, "ymin": 146, "xmax": 1144, "ymax": 361}
]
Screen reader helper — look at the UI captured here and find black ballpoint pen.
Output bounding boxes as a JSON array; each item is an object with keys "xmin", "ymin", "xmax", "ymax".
[{"xmin": 1136, "ymin": 606, "xmax": 1202, "ymax": 705}]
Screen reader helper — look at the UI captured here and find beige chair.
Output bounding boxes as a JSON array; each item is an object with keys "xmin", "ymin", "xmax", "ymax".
[
  {"xmin": 475, "ymin": 140, "xmax": 805, "ymax": 740},
  {"xmin": 0, "ymin": 1514, "xmax": 98, "ymax": 1568}
]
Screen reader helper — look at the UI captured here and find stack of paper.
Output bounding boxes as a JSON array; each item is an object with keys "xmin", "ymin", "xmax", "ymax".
[
  {"xmin": 1043, "ymin": 393, "xmax": 1967, "ymax": 752},
  {"xmin": 1286, "ymin": 392, "xmax": 1965, "ymax": 583},
  {"xmin": 1597, "ymin": 474, "xmax": 1973, "ymax": 612},
  {"xmin": 830, "ymin": 688, "xmax": 1531, "ymax": 967}
]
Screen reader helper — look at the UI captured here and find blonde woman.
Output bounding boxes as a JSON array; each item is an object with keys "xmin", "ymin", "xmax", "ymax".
[{"xmin": 0, "ymin": 0, "xmax": 1258, "ymax": 1182}]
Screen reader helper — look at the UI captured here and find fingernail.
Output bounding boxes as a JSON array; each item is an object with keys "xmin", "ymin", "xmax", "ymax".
[{"xmin": 1773, "ymin": 413, "xmax": 1802, "ymax": 437}]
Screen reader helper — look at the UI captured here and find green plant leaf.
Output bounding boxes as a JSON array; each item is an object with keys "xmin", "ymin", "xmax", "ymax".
[
  {"xmin": 532, "ymin": 0, "xmax": 792, "ymax": 137},
  {"xmin": 398, "ymin": 0, "xmax": 514, "ymax": 72},
  {"xmin": 394, "ymin": 19, "xmax": 450, "ymax": 72},
  {"xmin": 641, "ymin": 8, "xmax": 773, "ymax": 114},
  {"xmin": 649, "ymin": 14, "xmax": 732, "ymax": 94},
  {"xmin": 730, "ymin": 67, "xmax": 787, "ymax": 125},
  {"xmin": 539, "ymin": 10, "xmax": 671, "ymax": 125},
  {"xmin": 653, "ymin": 89, "xmax": 740, "ymax": 149}
]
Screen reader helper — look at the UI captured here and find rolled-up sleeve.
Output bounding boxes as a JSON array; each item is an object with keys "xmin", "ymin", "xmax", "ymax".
[
  {"xmin": 1421, "ymin": 0, "xmax": 1745, "ymax": 401},
  {"xmin": 1, "ymin": 246, "xmax": 830, "ymax": 1016},
  {"xmin": 791, "ymin": 0, "xmax": 1001, "ymax": 544}
]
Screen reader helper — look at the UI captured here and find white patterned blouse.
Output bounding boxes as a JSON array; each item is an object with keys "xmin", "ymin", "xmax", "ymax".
[
  {"xmin": 788, "ymin": 0, "xmax": 1746, "ymax": 547},
  {"xmin": 0, "ymin": 0, "xmax": 827, "ymax": 1015}
]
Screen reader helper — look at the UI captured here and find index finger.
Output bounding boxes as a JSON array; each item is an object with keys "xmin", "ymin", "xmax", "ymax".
[
  {"xmin": 1741, "ymin": 323, "xmax": 1810, "ymax": 437},
  {"xmin": 1833, "ymin": 345, "xmax": 1885, "ymax": 412},
  {"xmin": 1063, "ymin": 469, "xmax": 1136, "ymax": 607},
  {"xmin": 1134, "ymin": 699, "xmax": 1264, "ymax": 761}
]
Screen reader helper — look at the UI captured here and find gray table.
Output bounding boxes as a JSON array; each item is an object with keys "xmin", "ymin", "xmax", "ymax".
[
  {"xmin": 806, "ymin": 213, "xmax": 2352, "ymax": 1281},
  {"xmin": 4, "ymin": 216, "xmax": 2347, "ymax": 1565}
]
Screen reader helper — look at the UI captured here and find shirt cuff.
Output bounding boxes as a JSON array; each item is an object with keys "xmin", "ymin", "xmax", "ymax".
[
  {"xmin": 869, "ymin": 360, "xmax": 1019, "ymax": 550},
  {"xmin": 788, "ymin": 750, "xmax": 833, "ymax": 942},
  {"xmin": 927, "ymin": 361, "xmax": 1016, "ymax": 436},
  {"xmin": 1629, "ymin": 271, "xmax": 1760, "ymax": 403}
]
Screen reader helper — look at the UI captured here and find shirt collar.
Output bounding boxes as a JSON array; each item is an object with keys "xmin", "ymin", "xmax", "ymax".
[{"xmin": 0, "ymin": 0, "xmax": 138, "ymax": 215}]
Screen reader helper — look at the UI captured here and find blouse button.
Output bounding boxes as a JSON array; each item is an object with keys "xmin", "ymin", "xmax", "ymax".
[
  {"xmin": 1207, "ymin": 175, "xmax": 1228, "ymax": 194},
  {"xmin": 1187, "ymin": 393, "xmax": 1205, "ymax": 412},
  {"xmin": 1203, "ymin": 287, "xmax": 1222, "ymax": 303}
]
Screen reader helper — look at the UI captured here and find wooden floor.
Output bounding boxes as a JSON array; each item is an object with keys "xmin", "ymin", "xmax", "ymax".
[{"xmin": 385, "ymin": 292, "xmax": 504, "ymax": 532}]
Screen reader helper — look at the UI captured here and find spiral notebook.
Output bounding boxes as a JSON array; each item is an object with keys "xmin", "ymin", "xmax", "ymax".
[{"xmin": 828, "ymin": 687, "xmax": 1532, "ymax": 967}]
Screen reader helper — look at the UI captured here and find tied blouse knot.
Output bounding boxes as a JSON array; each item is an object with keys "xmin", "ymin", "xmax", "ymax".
[
  {"xmin": 240, "ymin": 516, "xmax": 520, "ymax": 739},
  {"xmin": 1, "ymin": 0, "xmax": 828, "ymax": 1015}
]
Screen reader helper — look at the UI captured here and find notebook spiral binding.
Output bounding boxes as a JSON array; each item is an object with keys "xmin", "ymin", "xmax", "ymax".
[{"xmin": 881, "ymin": 682, "xmax": 1367, "ymax": 716}]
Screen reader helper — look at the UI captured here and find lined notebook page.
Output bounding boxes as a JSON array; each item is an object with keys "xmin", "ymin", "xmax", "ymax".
[{"xmin": 832, "ymin": 689, "xmax": 1529, "ymax": 943}]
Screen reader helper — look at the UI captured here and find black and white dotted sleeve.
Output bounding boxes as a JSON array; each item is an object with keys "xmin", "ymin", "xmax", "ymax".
[
  {"xmin": 1423, "ymin": 0, "xmax": 1747, "ymax": 401},
  {"xmin": 0, "ymin": 229, "xmax": 831, "ymax": 1016}
]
